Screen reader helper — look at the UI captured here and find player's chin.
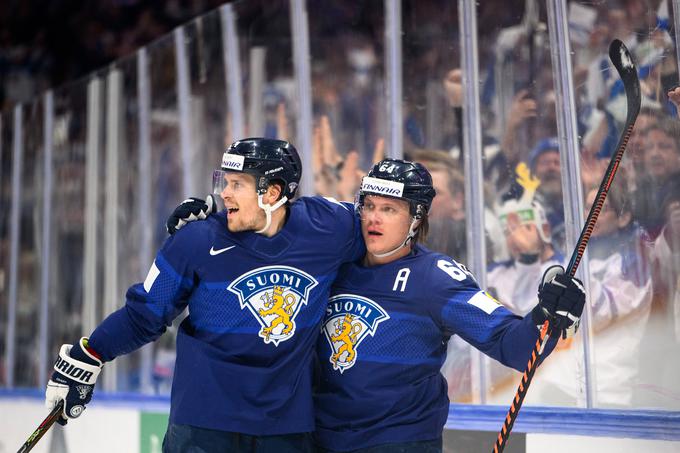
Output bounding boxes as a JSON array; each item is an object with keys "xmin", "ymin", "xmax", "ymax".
[
  {"xmin": 226, "ymin": 220, "xmax": 245, "ymax": 233},
  {"xmin": 365, "ymin": 241, "xmax": 392, "ymax": 256}
]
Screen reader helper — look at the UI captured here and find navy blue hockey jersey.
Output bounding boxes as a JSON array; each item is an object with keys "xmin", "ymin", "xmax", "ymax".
[
  {"xmin": 314, "ymin": 245, "xmax": 555, "ymax": 451},
  {"xmin": 88, "ymin": 197, "xmax": 363, "ymax": 435}
]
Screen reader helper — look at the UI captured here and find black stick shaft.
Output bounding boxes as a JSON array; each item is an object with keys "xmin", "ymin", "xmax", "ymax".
[{"xmin": 17, "ymin": 400, "xmax": 64, "ymax": 453}]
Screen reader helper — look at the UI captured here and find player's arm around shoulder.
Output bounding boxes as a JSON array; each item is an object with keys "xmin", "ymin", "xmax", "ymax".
[
  {"xmin": 166, "ymin": 195, "xmax": 216, "ymax": 234},
  {"xmin": 300, "ymin": 195, "xmax": 356, "ymax": 228},
  {"xmin": 300, "ymin": 196, "xmax": 365, "ymax": 262}
]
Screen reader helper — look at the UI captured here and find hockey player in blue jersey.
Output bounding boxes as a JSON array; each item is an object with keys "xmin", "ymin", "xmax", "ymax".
[
  {"xmin": 313, "ymin": 159, "xmax": 586, "ymax": 452},
  {"xmin": 44, "ymin": 138, "xmax": 364, "ymax": 452}
]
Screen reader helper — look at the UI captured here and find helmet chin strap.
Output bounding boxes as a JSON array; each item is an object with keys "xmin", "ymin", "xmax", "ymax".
[
  {"xmin": 371, "ymin": 217, "xmax": 420, "ymax": 258},
  {"xmin": 255, "ymin": 194, "xmax": 288, "ymax": 234}
]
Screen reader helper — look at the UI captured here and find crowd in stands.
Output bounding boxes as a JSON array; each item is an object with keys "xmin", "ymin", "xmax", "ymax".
[{"xmin": 0, "ymin": 0, "xmax": 223, "ymax": 109}]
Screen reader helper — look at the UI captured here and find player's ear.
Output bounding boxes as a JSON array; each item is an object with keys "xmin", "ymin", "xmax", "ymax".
[{"xmin": 263, "ymin": 182, "xmax": 283, "ymax": 204}]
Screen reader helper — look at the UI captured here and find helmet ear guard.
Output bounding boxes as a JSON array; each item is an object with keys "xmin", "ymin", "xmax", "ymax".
[{"xmin": 412, "ymin": 204, "xmax": 425, "ymax": 220}]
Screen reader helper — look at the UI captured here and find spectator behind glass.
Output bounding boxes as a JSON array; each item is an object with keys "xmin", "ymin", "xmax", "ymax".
[
  {"xmin": 527, "ymin": 138, "xmax": 566, "ymax": 253},
  {"xmin": 422, "ymin": 156, "xmax": 467, "ymax": 264},
  {"xmin": 621, "ymin": 109, "xmax": 663, "ymax": 191},
  {"xmin": 487, "ymin": 197, "xmax": 562, "ymax": 316},
  {"xmin": 632, "ymin": 118, "xmax": 680, "ymax": 239},
  {"xmin": 638, "ymin": 178, "xmax": 680, "ymax": 409},
  {"xmin": 407, "ymin": 149, "xmax": 507, "ymax": 265},
  {"xmin": 653, "ymin": 179, "xmax": 680, "ymax": 337},
  {"xmin": 484, "ymin": 193, "xmax": 563, "ymax": 402},
  {"xmin": 580, "ymin": 180, "xmax": 653, "ymax": 407},
  {"xmin": 519, "ymin": 176, "xmax": 654, "ymax": 407}
]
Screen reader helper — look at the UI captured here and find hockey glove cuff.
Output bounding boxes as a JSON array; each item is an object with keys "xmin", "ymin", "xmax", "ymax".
[{"xmin": 46, "ymin": 337, "xmax": 103, "ymax": 425}]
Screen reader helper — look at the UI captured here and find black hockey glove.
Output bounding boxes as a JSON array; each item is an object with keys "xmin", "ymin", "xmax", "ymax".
[
  {"xmin": 531, "ymin": 265, "xmax": 586, "ymax": 339},
  {"xmin": 45, "ymin": 337, "xmax": 103, "ymax": 425},
  {"xmin": 166, "ymin": 194, "xmax": 216, "ymax": 234}
]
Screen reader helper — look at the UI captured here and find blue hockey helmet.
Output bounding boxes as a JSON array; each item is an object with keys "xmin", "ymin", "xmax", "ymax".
[
  {"xmin": 358, "ymin": 158, "xmax": 436, "ymax": 219},
  {"xmin": 215, "ymin": 137, "xmax": 302, "ymax": 199}
]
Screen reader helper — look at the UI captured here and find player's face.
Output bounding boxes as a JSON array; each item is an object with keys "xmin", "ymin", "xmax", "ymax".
[
  {"xmin": 220, "ymin": 172, "xmax": 265, "ymax": 232},
  {"xmin": 361, "ymin": 195, "xmax": 412, "ymax": 257}
]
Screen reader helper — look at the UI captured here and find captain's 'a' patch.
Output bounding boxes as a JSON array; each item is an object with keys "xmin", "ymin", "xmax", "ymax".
[
  {"xmin": 229, "ymin": 266, "xmax": 318, "ymax": 346},
  {"xmin": 322, "ymin": 294, "xmax": 389, "ymax": 373}
]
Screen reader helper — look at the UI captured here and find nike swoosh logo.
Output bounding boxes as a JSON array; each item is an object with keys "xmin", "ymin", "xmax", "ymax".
[{"xmin": 209, "ymin": 245, "xmax": 236, "ymax": 256}]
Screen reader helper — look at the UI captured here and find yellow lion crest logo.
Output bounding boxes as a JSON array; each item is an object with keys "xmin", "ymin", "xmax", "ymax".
[
  {"xmin": 330, "ymin": 314, "xmax": 363, "ymax": 368},
  {"xmin": 258, "ymin": 286, "xmax": 296, "ymax": 341}
]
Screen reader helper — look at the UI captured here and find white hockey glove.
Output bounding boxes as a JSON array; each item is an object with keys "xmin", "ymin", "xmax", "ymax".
[
  {"xmin": 166, "ymin": 194, "xmax": 216, "ymax": 234},
  {"xmin": 46, "ymin": 337, "xmax": 103, "ymax": 425},
  {"xmin": 531, "ymin": 265, "xmax": 586, "ymax": 339}
]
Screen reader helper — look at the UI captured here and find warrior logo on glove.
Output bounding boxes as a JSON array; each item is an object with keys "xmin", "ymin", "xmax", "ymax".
[{"xmin": 45, "ymin": 337, "xmax": 103, "ymax": 424}]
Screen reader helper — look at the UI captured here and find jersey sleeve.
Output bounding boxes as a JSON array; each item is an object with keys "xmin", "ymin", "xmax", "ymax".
[
  {"xmin": 340, "ymin": 201, "xmax": 365, "ymax": 263},
  {"xmin": 88, "ymin": 227, "xmax": 199, "ymax": 361},
  {"xmin": 306, "ymin": 196, "xmax": 365, "ymax": 263},
  {"xmin": 430, "ymin": 255, "xmax": 556, "ymax": 371}
]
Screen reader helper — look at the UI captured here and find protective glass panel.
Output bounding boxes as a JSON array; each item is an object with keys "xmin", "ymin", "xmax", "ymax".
[
  {"xmin": 14, "ymin": 102, "xmax": 44, "ymax": 387},
  {"xmin": 0, "ymin": 111, "xmax": 14, "ymax": 386},
  {"xmin": 49, "ymin": 83, "xmax": 89, "ymax": 371},
  {"xmin": 476, "ymin": 3, "xmax": 576, "ymax": 407},
  {"xmin": 399, "ymin": 2, "xmax": 472, "ymax": 403},
  {"xmin": 138, "ymin": 31, "xmax": 185, "ymax": 396},
  {"xmin": 307, "ymin": 0, "xmax": 386, "ymax": 200},
  {"xmin": 183, "ymin": 9, "xmax": 228, "ymax": 195},
  {"xmin": 570, "ymin": 0, "xmax": 680, "ymax": 410},
  {"xmin": 104, "ymin": 54, "xmax": 145, "ymax": 393},
  {"xmin": 234, "ymin": 0, "xmax": 296, "ymax": 144},
  {"xmin": 148, "ymin": 32, "xmax": 183, "ymax": 250}
]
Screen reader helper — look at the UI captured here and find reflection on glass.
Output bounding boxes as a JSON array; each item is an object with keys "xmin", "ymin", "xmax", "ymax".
[
  {"xmin": 15, "ymin": 103, "xmax": 43, "ymax": 387},
  {"xmin": 474, "ymin": 3, "xmax": 571, "ymax": 407},
  {"xmin": 0, "ymin": 111, "xmax": 13, "ymax": 386},
  {"xmin": 308, "ymin": 0, "xmax": 385, "ymax": 201},
  {"xmin": 49, "ymin": 86, "xmax": 88, "ymax": 380},
  {"xmin": 0, "ymin": 0, "xmax": 677, "ymax": 418},
  {"xmin": 569, "ymin": 0, "xmax": 680, "ymax": 410},
  {"xmin": 235, "ymin": 0, "xmax": 296, "ymax": 144}
]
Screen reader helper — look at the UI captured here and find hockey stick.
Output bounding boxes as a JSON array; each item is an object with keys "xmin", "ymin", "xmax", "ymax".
[
  {"xmin": 492, "ymin": 39, "xmax": 641, "ymax": 453},
  {"xmin": 16, "ymin": 400, "xmax": 64, "ymax": 453}
]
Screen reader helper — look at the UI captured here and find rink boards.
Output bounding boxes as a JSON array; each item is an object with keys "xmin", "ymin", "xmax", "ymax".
[{"xmin": 1, "ymin": 390, "xmax": 679, "ymax": 452}]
